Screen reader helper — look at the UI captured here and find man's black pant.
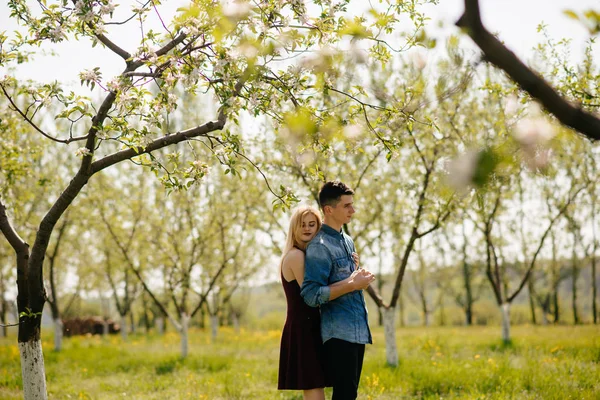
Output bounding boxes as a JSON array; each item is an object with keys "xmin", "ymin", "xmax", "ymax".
[{"xmin": 324, "ymin": 338, "xmax": 365, "ymax": 400}]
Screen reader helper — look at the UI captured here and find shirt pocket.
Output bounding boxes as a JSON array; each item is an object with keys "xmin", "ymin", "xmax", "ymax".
[{"xmin": 331, "ymin": 255, "xmax": 353, "ymax": 282}]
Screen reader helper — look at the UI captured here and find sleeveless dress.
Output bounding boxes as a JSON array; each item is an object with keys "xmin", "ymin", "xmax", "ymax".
[{"xmin": 278, "ymin": 255, "xmax": 330, "ymax": 390}]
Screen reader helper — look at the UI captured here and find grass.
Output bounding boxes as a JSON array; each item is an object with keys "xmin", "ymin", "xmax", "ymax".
[{"xmin": 0, "ymin": 325, "xmax": 598, "ymax": 399}]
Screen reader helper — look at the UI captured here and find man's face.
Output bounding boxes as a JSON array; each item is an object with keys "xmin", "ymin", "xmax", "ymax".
[{"xmin": 326, "ymin": 194, "xmax": 355, "ymax": 225}]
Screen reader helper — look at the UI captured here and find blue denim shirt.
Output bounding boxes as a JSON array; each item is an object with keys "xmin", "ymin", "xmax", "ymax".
[{"xmin": 301, "ymin": 224, "xmax": 372, "ymax": 345}]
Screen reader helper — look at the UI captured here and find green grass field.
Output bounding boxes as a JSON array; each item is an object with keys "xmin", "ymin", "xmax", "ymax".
[{"xmin": 0, "ymin": 325, "xmax": 599, "ymax": 399}]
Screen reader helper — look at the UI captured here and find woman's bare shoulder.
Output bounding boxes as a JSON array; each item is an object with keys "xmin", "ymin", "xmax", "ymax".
[{"xmin": 283, "ymin": 248, "xmax": 305, "ymax": 266}]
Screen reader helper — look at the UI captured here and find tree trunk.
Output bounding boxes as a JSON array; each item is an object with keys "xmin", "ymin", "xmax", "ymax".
[
  {"xmin": 541, "ymin": 306, "xmax": 549, "ymax": 325},
  {"xmin": 155, "ymin": 317, "xmax": 164, "ymax": 335},
  {"xmin": 528, "ymin": 279, "xmax": 537, "ymax": 325},
  {"xmin": 592, "ymin": 255, "xmax": 597, "ymax": 324},
  {"xmin": 53, "ymin": 319, "xmax": 63, "ymax": 352},
  {"xmin": 102, "ymin": 320, "xmax": 109, "ymax": 336},
  {"xmin": 232, "ymin": 313, "xmax": 240, "ymax": 334},
  {"xmin": 129, "ymin": 312, "xmax": 136, "ymax": 334},
  {"xmin": 210, "ymin": 314, "xmax": 218, "ymax": 341},
  {"xmin": 501, "ymin": 302, "xmax": 511, "ymax": 343},
  {"xmin": 553, "ymin": 288, "xmax": 560, "ymax": 324},
  {"xmin": 438, "ymin": 295, "xmax": 445, "ymax": 326},
  {"xmin": 461, "ymin": 226, "xmax": 474, "ymax": 326},
  {"xmin": 142, "ymin": 292, "xmax": 151, "ymax": 333},
  {"xmin": 1, "ymin": 298, "xmax": 7, "ymax": 337},
  {"xmin": 19, "ymin": 340, "xmax": 48, "ymax": 400},
  {"xmin": 180, "ymin": 313, "xmax": 189, "ymax": 358},
  {"xmin": 120, "ymin": 315, "xmax": 128, "ymax": 341},
  {"xmin": 382, "ymin": 307, "xmax": 398, "ymax": 366},
  {"xmin": 572, "ymin": 263, "xmax": 579, "ymax": 325},
  {"xmin": 398, "ymin": 294, "xmax": 405, "ymax": 327},
  {"xmin": 420, "ymin": 296, "xmax": 430, "ymax": 327}
]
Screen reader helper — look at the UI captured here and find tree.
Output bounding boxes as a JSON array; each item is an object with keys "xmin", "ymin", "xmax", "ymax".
[{"xmin": 1, "ymin": 0, "xmax": 438, "ymax": 396}]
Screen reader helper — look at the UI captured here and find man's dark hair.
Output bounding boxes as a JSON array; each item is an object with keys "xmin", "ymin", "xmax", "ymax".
[{"xmin": 318, "ymin": 181, "xmax": 354, "ymax": 209}]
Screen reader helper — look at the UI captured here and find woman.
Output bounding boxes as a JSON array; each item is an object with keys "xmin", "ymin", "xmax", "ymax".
[{"xmin": 277, "ymin": 205, "xmax": 362, "ymax": 400}]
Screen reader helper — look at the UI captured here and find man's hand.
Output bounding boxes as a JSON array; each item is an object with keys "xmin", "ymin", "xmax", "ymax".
[
  {"xmin": 352, "ymin": 252, "xmax": 360, "ymax": 268},
  {"xmin": 349, "ymin": 268, "xmax": 375, "ymax": 291}
]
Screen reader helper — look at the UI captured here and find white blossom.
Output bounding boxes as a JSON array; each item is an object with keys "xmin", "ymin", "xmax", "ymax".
[
  {"xmin": 96, "ymin": 129, "xmax": 110, "ymax": 140},
  {"xmin": 49, "ymin": 25, "xmax": 66, "ymax": 42},
  {"xmin": 192, "ymin": 160, "xmax": 211, "ymax": 175},
  {"xmin": 107, "ymin": 79, "xmax": 122, "ymax": 92},
  {"xmin": 222, "ymin": 0, "xmax": 252, "ymax": 20},
  {"xmin": 343, "ymin": 124, "xmax": 363, "ymax": 139},
  {"xmin": 513, "ymin": 117, "xmax": 556, "ymax": 147},
  {"xmin": 411, "ymin": 52, "xmax": 427, "ymax": 70},
  {"xmin": 446, "ymin": 150, "xmax": 479, "ymax": 190},
  {"xmin": 140, "ymin": 135, "xmax": 154, "ymax": 147},
  {"xmin": 99, "ymin": 1, "xmax": 116, "ymax": 15},
  {"xmin": 80, "ymin": 69, "xmax": 99, "ymax": 82},
  {"xmin": 75, "ymin": 147, "xmax": 91, "ymax": 157},
  {"xmin": 74, "ymin": 1, "xmax": 86, "ymax": 14},
  {"xmin": 94, "ymin": 23, "xmax": 107, "ymax": 36}
]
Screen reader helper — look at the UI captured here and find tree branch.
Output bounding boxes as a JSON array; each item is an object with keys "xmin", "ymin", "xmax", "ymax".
[{"xmin": 457, "ymin": 0, "xmax": 600, "ymax": 140}]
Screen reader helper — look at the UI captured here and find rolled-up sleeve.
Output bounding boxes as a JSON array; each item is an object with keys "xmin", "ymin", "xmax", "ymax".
[{"xmin": 300, "ymin": 242, "xmax": 331, "ymax": 307}]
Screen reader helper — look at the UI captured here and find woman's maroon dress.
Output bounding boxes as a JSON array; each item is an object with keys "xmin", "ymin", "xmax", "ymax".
[{"xmin": 278, "ymin": 268, "xmax": 330, "ymax": 390}]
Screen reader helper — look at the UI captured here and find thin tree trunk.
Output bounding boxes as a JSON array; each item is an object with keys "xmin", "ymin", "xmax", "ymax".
[
  {"xmin": 528, "ymin": 279, "xmax": 537, "ymax": 325},
  {"xmin": 142, "ymin": 292, "xmax": 151, "ymax": 334},
  {"xmin": 232, "ymin": 313, "xmax": 240, "ymax": 334},
  {"xmin": 438, "ymin": 294, "xmax": 445, "ymax": 326},
  {"xmin": 462, "ymin": 224, "xmax": 474, "ymax": 326},
  {"xmin": 120, "ymin": 315, "xmax": 128, "ymax": 341},
  {"xmin": 553, "ymin": 287, "xmax": 560, "ymax": 324},
  {"xmin": 53, "ymin": 318, "xmax": 63, "ymax": 352},
  {"xmin": 501, "ymin": 302, "xmax": 511, "ymax": 343},
  {"xmin": 180, "ymin": 313, "xmax": 189, "ymax": 358},
  {"xmin": 398, "ymin": 294, "xmax": 405, "ymax": 327},
  {"xmin": 382, "ymin": 307, "xmax": 398, "ymax": 366},
  {"xmin": 1, "ymin": 297, "xmax": 7, "ymax": 338},
  {"xmin": 210, "ymin": 314, "xmax": 218, "ymax": 341},
  {"xmin": 593, "ymin": 255, "xmax": 598, "ymax": 324},
  {"xmin": 572, "ymin": 253, "xmax": 580, "ymax": 325},
  {"xmin": 155, "ymin": 317, "xmax": 164, "ymax": 335},
  {"xmin": 129, "ymin": 312, "xmax": 136, "ymax": 334}
]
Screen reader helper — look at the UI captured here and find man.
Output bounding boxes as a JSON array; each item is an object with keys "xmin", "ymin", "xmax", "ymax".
[{"xmin": 301, "ymin": 181, "xmax": 374, "ymax": 400}]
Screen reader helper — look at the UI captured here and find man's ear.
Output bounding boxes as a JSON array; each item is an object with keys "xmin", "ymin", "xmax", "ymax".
[{"xmin": 322, "ymin": 205, "xmax": 331, "ymax": 215}]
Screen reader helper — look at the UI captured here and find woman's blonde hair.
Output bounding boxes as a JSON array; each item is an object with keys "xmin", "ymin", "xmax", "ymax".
[{"xmin": 280, "ymin": 205, "xmax": 322, "ymax": 268}]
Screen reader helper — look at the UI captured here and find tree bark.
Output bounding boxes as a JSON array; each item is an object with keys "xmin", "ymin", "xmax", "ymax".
[
  {"xmin": 19, "ymin": 340, "xmax": 47, "ymax": 400},
  {"xmin": 382, "ymin": 307, "xmax": 398, "ymax": 366},
  {"xmin": 0, "ymin": 293, "xmax": 6, "ymax": 338},
  {"xmin": 528, "ymin": 279, "xmax": 537, "ymax": 325},
  {"xmin": 120, "ymin": 315, "xmax": 128, "ymax": 341},
  {"xmin": 501, "ymin": 302, "xmax": 511, "ymax": 343},
  {"xmin": 155, "ymin": 317, "xmax": 164, "ymax": 335},
  {"xmin": 232, "ymin": 313, "xmax": 240, "ymax": 334},
  {"xmin": 180, "ymin": 313, "xmax": 190, "ymax": 358},
  {"xmin": 210, "ymin": 314, "xmax": 218, "ymax": 342},
  {"xmin": 52, "ymin": 319, "xmax": 63, "ymax": 352}
]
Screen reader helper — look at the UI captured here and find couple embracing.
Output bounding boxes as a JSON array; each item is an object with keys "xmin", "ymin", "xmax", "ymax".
[{"xmin": 278, "ymin": 181, "xmax": 376, "ymax": 400}]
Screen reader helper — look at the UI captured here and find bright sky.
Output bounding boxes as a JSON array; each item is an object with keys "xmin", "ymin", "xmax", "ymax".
[{"xmin": 0, "ymin": 0, "xmax": 598, "ymax": 88}]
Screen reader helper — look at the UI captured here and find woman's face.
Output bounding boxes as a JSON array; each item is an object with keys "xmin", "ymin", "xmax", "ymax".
[{"xmin": 298, "ymin": 213, "xmax": 319, "ymax": 243}]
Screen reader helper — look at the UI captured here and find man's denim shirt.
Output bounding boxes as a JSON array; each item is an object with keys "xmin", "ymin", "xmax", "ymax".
[{"xmin": 301, "ymin": 224, "xmax": 372, "ymax": 345}]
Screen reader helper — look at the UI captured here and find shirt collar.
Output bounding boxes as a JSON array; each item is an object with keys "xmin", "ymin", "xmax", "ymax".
[{"xmin": 321, "ymin": 223, "xmax": 343, "ymax": 238}]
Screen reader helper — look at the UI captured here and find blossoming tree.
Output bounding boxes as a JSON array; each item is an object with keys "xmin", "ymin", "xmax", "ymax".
[{"xmin": 0, "ymin": 0, "xmax": 436, "ymax": 397}]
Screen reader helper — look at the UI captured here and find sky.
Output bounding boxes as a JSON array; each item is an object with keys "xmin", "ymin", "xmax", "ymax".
[{"xmin": 0, "ymin": 0, "xmax": 598, "ymax": 88}]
